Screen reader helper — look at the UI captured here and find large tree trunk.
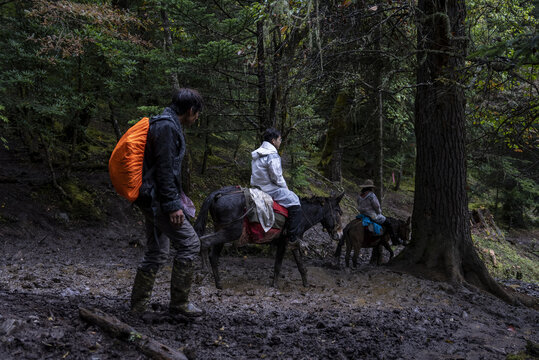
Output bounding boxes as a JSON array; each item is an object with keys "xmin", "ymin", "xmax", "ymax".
[{"xmin": 391, "ymin": 0, "xmax": 513, "ymax": 304}]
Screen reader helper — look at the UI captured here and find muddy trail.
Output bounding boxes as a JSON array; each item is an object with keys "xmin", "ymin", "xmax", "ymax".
[
  {"xmin": 0, "ymin": 215, "xmax": 537, "ymax": 360},
  {"xmin": 0, "ymin": 146, "xmax": 538, "ymax": 360}
]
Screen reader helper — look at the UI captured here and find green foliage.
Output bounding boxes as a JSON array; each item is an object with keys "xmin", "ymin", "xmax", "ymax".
[
  {"xmin": 469, "ymin": 156, "xmax": 538, "ymax": 228},
  {"xmin": 288, "ymin": 164, "xmax": 310, "ymax": 190},
  {"xmin": 465, "ymin": 0, "xmax": 538, "ymax": 229},
  {"xmin": 61, "ymin": 180, "xmax": 103, "ymax": 221},
  {"xmin": 0, "ymin": 0, "xmax": 534, "ymax": 240}
]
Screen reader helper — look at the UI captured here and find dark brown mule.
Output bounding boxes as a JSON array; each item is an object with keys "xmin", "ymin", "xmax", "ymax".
[
  {"xmin": 194, "ymin": 186, "xmax": 344, "ymax": 289},
  {"xmin": 334, "ymin": 216, "xmax": 410, "ymax": 268}
]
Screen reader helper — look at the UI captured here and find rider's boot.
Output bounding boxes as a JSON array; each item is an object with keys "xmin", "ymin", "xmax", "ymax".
[
  {"xmin": 169, "ymin": 259, "xmax": 205, "ymax": 317},
  {"xmin": 287, "ymin": 205, "xmax": 303, "ymax": 249},
  {"xmin": 130, "ymin": 268, "xmax": 157, "ymax": 314}
]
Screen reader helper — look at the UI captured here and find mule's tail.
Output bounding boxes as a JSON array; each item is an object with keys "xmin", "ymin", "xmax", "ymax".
[{"xmin": 194, "ymin": 186, "xmax": 239, "ymax": 236}]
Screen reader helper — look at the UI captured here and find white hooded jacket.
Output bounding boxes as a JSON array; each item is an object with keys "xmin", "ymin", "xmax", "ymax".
[{"xmin": 250, "ymin": 141, "xmax": 300, "ymax": 208}]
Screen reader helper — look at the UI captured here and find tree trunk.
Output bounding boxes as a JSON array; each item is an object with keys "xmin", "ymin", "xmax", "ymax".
[
  {"xmin": 268, "ymin": 28, "xmax": 282, "ymax": 129},
  {"xmin": 200, "ymin": 117, "xmax": 211, "ymax": 175},
  {"xmin": 160, "ymin": 6, "xmax": 179, "ymax": 91},
  {"xmin": 109, "ymin": 103, "xmax": 122, "ymax": 140},
  {"xmin": 375, "ymin": 16, "xmax": 384, "ymax": 203},
  {"xmin": 391, "ymin": 0, "xmax": 513, "ymax": 304},
  {"xmin": 256, "ymin": 19, "xmax": 269, "ymax": 134},
  {"xmin": 318, "ymin": 90, "xmax": 349, "ymax": 182},
  {"xmin": 377, "ymin": 88, "xmax": 383, "ymax": 202},
  {"xmin": 394, "ymin": 155, "xmax": 403, "ymax": 191}
]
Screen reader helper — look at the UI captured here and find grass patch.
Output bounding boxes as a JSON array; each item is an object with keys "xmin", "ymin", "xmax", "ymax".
[{"xmin": 472, "ymin": 232, "xmax": 539, "ymax": 283}]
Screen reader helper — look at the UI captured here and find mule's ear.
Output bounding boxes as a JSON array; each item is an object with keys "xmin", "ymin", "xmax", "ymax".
[{"xmin": 336, "ymin": 192, "xmax": 345, "ymax": 203}]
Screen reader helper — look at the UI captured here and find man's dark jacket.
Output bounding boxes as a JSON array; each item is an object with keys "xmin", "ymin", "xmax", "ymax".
[{"xmin": 137, "ymin": 107, "xmax": 186, "ymax": 214}]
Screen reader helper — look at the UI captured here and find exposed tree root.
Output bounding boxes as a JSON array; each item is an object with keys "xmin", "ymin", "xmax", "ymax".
[{"xmin": 79, "ymin": 307, "xmax": 189, "ymax": 360}]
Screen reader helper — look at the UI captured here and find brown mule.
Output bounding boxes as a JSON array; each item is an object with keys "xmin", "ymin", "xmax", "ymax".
[{"xmin": 339, "ymin": 219, "xmax": 394, "ymax": 268}]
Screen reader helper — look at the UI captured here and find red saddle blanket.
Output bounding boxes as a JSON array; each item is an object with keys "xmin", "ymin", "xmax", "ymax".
[{"xmin": 238, "ymin": 201, "xmax": 288, "ymax": 245}]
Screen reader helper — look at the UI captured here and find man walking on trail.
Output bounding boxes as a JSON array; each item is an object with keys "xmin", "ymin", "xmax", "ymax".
[
  {"xmin": 251, "ymin": 128, "xmax": 303, "ymax": 249},
  {"xmin": 130, "ymin": 88, "xmax": 204, "ymax": 317}
]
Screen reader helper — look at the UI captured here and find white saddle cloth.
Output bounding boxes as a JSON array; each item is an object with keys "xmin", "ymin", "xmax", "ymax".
[{"xmin": 249, "ymin": 188, "xmax": 275, "ymax": 233}]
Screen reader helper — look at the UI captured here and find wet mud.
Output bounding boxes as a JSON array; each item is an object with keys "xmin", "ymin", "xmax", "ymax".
[{"xmin": 1, "ymin": 219, "xmax": 537, "ymax": 360}]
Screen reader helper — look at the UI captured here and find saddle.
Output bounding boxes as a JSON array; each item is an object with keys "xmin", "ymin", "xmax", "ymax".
[
  {"xmin": 235, "ymin": 188, "xmax": 288, "ymax": 246},
  {"xmin": 356, "ymin": 214, "xmax": 384, "ymax": 236}
]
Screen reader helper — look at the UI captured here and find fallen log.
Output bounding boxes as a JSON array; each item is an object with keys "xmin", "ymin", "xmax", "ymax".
[{"xmin": 79, "ymin": 307, "xmax": 189, "ymax": 360}]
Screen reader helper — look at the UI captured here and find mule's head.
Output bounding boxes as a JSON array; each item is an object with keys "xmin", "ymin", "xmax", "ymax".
[
  {"xmin": 320, "ymin": 192, "xmax": 344, "ymax": 240},
  {"xmin": 397, "ymin": 216, "xmax": 411, "ymax": 245}
]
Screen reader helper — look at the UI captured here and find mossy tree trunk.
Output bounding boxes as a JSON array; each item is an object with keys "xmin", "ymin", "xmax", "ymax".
[
  {"xmin": 318, "ymin": 90, "xmax": 350, "ymax": 182},
  {"xmin": 391, "ymin": 0, "xmax": 513, "ymax": 303}
]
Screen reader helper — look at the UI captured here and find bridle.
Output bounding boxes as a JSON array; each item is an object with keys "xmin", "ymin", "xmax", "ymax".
[{"xmin": 303, "ymin": 199, "xmax": 342, "ymax": 240}]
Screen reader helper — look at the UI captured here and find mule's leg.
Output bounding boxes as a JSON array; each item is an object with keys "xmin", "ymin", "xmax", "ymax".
[
  {"xmin": 334, "ymin": 237, "xmax": 343, "ymax": 268},
  {"xmin": 383, "ymin": 240, "xmax": 394, "ymax": 261},
  {"xmin": 334, "ymin": 235, "xmax": 345, "ymax": 258},
  {"xmin": 272, "ymin": 241, "xmax": 287, "ymax": 288},
  {"xmin": 345, "ymin": 240, "xmax": 351, "ymax": 268},
  {"xmin": 209, "ymin": 243, "xmax": 224, "ymax": 289},
  {"xmin": 370, "ymin": 245, "xmax": 381, "ymax": 265},
  {"xmin": 200, "ymin": 247, "xmax": 210, "ymax": 272},
  {"xmin": 292, "ymin": 248, "xmax": 308, "ymax": 287},
  {"xmin": 352, "ymin": 240, "xmax": 360, "ymax": 268}
]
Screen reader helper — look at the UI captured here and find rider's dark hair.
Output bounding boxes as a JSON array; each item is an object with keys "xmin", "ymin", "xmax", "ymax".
[
  {"xmin": 170, "ymin": 88, "xmax": 204, "ymax": 115},
  {"xmin": 263, "ymin": 128, "xmax": 281, "ymax": 143}
]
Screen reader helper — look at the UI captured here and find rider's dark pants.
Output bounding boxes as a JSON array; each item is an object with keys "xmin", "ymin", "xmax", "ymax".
[{"xmin": 287, "ymin": 205, "xmax": 303, "ymax": 243}]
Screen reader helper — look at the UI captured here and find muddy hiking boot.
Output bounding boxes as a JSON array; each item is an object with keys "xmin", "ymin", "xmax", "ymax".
[
  {"xmin": 169, "ymin": 259, "xmax": 205, "ymax": 318},
  {"xmin": 130, "ymin": 268, "xmax": 157, "ymax": 314}
]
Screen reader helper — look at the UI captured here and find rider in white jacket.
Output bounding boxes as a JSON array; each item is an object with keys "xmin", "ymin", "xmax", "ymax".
[{"xmin": 251, "ymin": 128, "xmax": 302, "ymax": 247}]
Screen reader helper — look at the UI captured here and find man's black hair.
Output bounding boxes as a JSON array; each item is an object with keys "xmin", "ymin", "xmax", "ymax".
[
  {"xmin": 263, "ymin": 128, "xmax": 281, "ymax": 143},
  {"xmin": 170, "ymin": 88, "xmax": 204, "ymax": 115}
]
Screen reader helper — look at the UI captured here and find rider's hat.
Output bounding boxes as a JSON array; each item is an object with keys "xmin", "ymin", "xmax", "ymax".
[{"xmin": 359, "ymin": 179, "xmax": 376, "ymax": 188}]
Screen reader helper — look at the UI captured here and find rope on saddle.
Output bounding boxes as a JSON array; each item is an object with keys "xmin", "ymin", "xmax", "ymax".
[{"xmin": 214, "ymin": 187, "xmax": 254, "ymax": 227}]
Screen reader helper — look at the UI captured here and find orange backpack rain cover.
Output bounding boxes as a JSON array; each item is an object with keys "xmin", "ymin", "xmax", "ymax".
[{"xmin": 108, "ymin": 117, "xmax": 150, "ymax": 202}]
